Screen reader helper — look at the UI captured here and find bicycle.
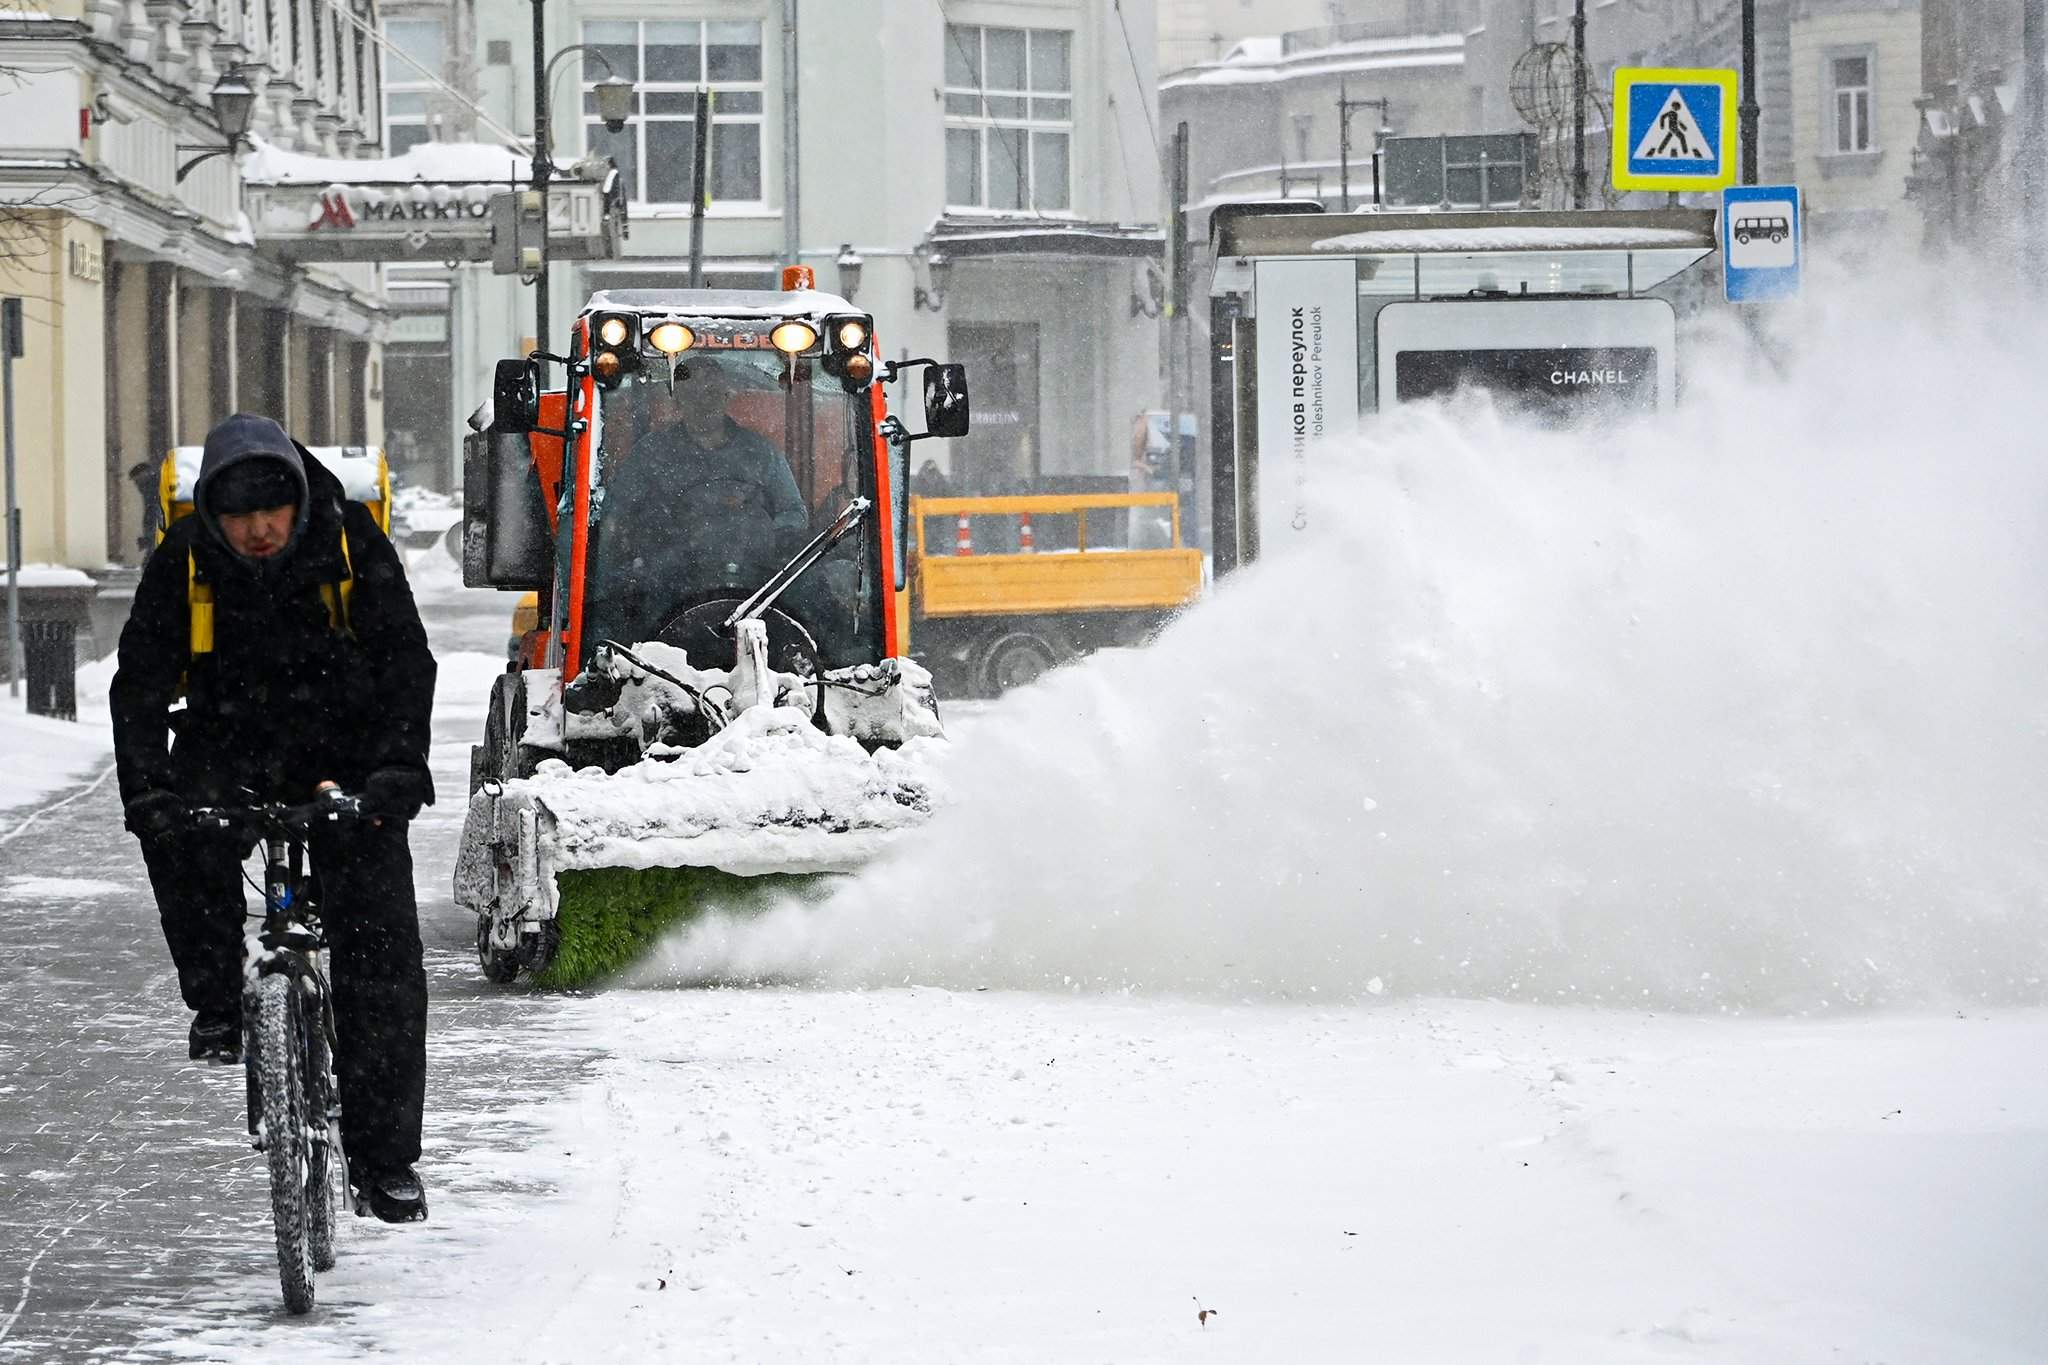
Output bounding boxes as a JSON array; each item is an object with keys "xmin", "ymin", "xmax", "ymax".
[{"xmin": 189, "ymin": 789, "xmax": 365, "ymax": 1316}]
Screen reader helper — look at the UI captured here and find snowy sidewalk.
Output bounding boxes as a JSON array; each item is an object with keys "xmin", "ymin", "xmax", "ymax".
[{"xmin": 0, "ymin": 622, "xmax": 597, "ymax": 1361}]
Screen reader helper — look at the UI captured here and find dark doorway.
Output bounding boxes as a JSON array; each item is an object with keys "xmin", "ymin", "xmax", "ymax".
[
  {"xmin": 945, "ymin": 322, "xmax": 1040, "ymax": 495},
  {"xmin": 383, "ymin": 340, "xmax": 455, "ymax": 491}
]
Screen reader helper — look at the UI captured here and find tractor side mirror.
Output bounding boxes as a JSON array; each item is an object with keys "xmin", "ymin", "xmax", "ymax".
[
  {"xmin": 922, "ymin": 363, "xmax": 971, "ymax": 439},
  {"xmin": 462, "ymin": 428, "xmax": 553, "ymax": 590},
  {"xmin": 492, "ymin": 357, "xmax": 543, "ymax": 434}
]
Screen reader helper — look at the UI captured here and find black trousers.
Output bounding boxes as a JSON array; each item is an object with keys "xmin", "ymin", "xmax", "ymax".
[{"xmin": 139, "ymin": 820, "xmax": 429, "ymax": 1172}]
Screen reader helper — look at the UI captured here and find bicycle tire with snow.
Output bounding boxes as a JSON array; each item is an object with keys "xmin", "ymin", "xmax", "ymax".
[
  {"xmin": 304, "ymin": 998, "xmax": 341, "ymax": 1273},
  {"xmin": 254, "ymin": 972, "xmax": 317, "ymax": 1314}
]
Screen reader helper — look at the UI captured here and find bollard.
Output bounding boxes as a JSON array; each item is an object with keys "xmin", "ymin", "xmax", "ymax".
[{"xmin": 954, "ymin": 513, "xmax": 973, "ymax": 555}]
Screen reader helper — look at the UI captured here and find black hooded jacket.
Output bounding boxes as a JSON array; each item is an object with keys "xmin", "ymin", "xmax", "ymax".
[{"xmin": 110, "ymin": 439, "xmax": 437, "ymax": 808}]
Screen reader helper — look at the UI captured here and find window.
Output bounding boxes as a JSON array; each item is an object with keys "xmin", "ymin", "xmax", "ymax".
[
  {"xmin": 1831, "ymin": 53, "xmax": 1872, "ymax": 154},
  {"xmin": 581, "ymin": 20, "xmax": 765, "ymax": 207},
  {"xmin": 944, "ymin": 24, "xmax": 1071, "ymax": 212},
  {"xmin": 382, "ymin": 18, "xmax": 445, "ymax": 155}
]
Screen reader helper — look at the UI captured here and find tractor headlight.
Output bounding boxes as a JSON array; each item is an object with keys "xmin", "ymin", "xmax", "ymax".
[
  {"xmin": 770, "ymin": 321, "xmax": 819, "ymax": 354},
  {"xmin": 836, "ymin": 319, "xmax": 868, "ymax": 351},
  {"xmin": 597, "ymin": 316, "xmax": 632, "ymax": 348},
  {"xmin": 648, "ymin": 323, "xmax": 694, "ymax": 354}
]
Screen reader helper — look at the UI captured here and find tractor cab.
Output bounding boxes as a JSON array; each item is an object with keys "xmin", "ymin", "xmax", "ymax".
[{"xmin": 463, "ymin": 268, "xmax": 970, "ymax": 776}]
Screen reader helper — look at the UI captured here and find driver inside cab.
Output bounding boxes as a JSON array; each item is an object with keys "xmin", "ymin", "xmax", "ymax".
[{"xmin": 593, "ymin": 361, "xmax": 809, "ymax": 646}]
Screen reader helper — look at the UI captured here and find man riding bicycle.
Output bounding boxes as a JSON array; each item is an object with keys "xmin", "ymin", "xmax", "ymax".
[{"xmin": 110, "ymin": 413, "xmax": 438, "ymax": 1224}]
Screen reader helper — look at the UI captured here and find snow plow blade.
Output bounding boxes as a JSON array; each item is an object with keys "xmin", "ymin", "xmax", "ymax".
[{"xmin": 456, "ymin": 660, "xmax": 944, "ymax": 988}]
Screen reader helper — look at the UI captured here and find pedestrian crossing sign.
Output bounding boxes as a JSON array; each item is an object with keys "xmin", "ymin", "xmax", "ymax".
[{"xmin": 1612, "ymin": 68, "xmax": 1739, "ymax": 192}]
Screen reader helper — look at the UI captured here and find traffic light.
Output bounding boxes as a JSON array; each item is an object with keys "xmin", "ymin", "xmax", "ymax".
[{"xmin": 490, "ymin": 191, "xmax": 546, "ymax": 280}]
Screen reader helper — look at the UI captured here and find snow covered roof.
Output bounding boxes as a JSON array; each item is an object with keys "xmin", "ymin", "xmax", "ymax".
[
  {"xmin": 1312, "ymin": 225, "xmax": 1712, "ymax": 254},
  {"xmin": 1162, "ymin": 30, "xmax": 1462, "ymax": 91},
  {"xmin": 926, "ymin": 218, "xmax": 1165, "ymax": 259},
  {"xmin": 239, "ymin": 134, "xmax": 545, "ymax": 186},
  {"xmin": 583, "ymin": 288, "xmax": 860, "ymax": 319}
]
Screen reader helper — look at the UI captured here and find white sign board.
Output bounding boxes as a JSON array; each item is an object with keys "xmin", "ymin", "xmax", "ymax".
[
  {"xmin": 1375, "ymin": 298, "xmax": 1678, "ymax": 415},
  {"xmin": 1252, "ymin": 259, "xmax": 1359, "ymax": 543},
  {"xmin": 243, "ymin": 181, "xmax": 622, "ymax": 264}
]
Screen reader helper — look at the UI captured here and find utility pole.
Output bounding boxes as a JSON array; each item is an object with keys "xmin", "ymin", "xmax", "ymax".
[
  {"xmin": 782, "ymin": 0, "xmax": 800, "ymax": 269},
  {"xmin": 1571, "ymin": 0, "xmax": 1588, "ymax": 208},
  {"xmin": 1337, "ymin": 82, "xmax": 1391, "ymax": 212},
  {"xmin": 688, "ymin": 89, "xmax": 713, "ymax": 287},
  {"xmin": 2025, "ymin": 0, "xmax": 2046, "ymax": 284},
  {"xmin": 2, "ymin": 298, "xmax": 19, "ymax": 698},
  {"xmin": 1740, "ymin": 0, "xmax": 1761, "ymax": 185},
  {"xmin": 529, "ymin": 0, "xmax": 550, "ymax": 350}
]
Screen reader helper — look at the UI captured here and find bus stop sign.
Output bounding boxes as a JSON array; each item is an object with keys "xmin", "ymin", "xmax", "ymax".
[
  {"xmin": 1721, "ymin": 184, "xmax": 1802, "ymax": 302},
  {"xmin": 1612, "ymin": 68, "xmax": 1738, "ymax": 193}
]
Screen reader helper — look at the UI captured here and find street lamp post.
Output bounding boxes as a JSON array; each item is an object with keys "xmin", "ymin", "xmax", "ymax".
[
  {"xmin": 1740, "ymin": 0, "xmax": 1761, "ymax": 185},
  {"xmin": 528, "ymin": 0, "xmax": 633, "ymax": 354},
  {"xmin": 1571, "ymin": 0, "xmax": 1588, "ymax": 208},
  {"xmin": 1337, "ymin": 82, "xmax": 1392, "ymax": 211}
]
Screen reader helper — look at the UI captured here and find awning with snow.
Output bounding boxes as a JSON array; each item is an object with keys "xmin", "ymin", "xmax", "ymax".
[
  {"xmin": 924, "ymin": 217, "xmax": 1165, "ymax": 260},
  {"xmin": 1211, "ymin": 207, "xmax": 1717, "ymax": 298}
]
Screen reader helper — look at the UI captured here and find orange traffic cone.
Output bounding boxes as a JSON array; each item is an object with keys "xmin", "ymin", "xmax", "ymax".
[
  {"xmin": 954, "ymin": 514, "xmax": 973, "ymax": 555},
  {"xmin": 1017, "ymin": 513, "xmax": 1035, "ymax": 554}
]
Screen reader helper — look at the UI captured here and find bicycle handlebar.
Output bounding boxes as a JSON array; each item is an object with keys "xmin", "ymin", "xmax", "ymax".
[{"xmin": 188, "ymin": 791, "xmax": 370, "ymax": 835}]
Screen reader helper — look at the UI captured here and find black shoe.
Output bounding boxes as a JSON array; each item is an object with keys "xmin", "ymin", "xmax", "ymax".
[
  {"xmin": 350, "ymin": 1164, "xmax": 429, "ymax": 1224},
  {"xmin": 188, "ymin": 1011, "xmax": 240, "ymax": 1064}
]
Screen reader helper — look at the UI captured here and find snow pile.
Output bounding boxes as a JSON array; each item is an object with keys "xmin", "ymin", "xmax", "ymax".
[
  {"xmin": 6, "ymin": 563, "xmax": 94, "ymax": 589},
  {"xmin": 477, "ymin": 705, "xmax": 945, "ymax": 890},
  {"xmin": 0, "ymin": 646, "xmax": 116, "ymax": 832},
  {"xmin": 641, "ymin": 270, "xmax": 2048, "ymax": 1010}
]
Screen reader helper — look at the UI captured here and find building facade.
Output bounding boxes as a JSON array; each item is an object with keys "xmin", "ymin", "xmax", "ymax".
[
  {"xmin": 0, "ymin": 0, "xmax": 388, "ymax": 591},
  {"xmin": 1788, "ymin": 0, "xmax": 1921, "ymax": 254},
  {"xmin": 1906, "ymin": 0, "xmax": 2026, "ymax": 255},
  {"xmin": 385, "ymin": 0, "xmax": 1164, "ymax": 500}
]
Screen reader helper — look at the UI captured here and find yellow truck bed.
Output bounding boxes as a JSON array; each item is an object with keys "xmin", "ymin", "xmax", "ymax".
[{"xmin": 911, "ymin": 493, "xmax": 1203, "ymax": 619}]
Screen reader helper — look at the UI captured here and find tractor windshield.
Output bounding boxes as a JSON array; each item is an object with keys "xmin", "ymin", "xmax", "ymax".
[{"xmin": 582, "ymin": 351, "xmax": 880, "ymax": 670}]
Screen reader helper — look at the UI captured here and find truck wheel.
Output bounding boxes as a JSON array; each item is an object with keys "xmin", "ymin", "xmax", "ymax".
[
  {"xmin": 980, "ymin": 631, "xmax": 1060, "ymax": 694},
  {"xmin": 477, "ymin": 919, "xmax": 521, "ymax": 983}
]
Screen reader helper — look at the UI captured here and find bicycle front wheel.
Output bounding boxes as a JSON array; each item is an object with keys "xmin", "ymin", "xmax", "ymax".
[
  {"xmin": 253, "ymin": 972, "xmax": 317, "ymax": 1314},
  {"xmin": 304, "ymin": 999, "xmax": 341, "ymax": 1273}
]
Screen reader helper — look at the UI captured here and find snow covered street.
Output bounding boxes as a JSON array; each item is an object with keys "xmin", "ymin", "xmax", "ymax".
[
  {"xmin": 0, "ymin": 538, "xmax": 2040, "ymax": 1362},
  {"xmin": 7, "ymin": 292, "xmax": 2048, "ymax": 1361}
]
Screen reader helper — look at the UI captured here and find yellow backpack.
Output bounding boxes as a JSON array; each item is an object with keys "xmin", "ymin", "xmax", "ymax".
[{"xmin": 184, "ymin": 531, "xmax": 355, "ymax": 656}]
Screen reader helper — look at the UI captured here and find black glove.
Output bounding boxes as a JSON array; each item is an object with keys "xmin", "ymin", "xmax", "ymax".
[
  {"xmin": 361, "ymin": 767, "xmax": 432, "ymax": 821},
  {"xmin": 124, "ymin": 789, "xmax": 188, "ymax": 843}
]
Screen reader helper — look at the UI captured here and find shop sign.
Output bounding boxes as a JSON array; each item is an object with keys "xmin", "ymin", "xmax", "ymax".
[{"xmin": 245, "ymin": 180, "xmax": 623, "ymax": 264}]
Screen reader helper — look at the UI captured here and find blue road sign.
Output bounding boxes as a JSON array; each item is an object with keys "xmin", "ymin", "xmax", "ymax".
[
  {"xmin": 1612, "ymin": 68, "xmax": 1738, "ymax": 192},
  {"xmin": 1722, "ymin": 184, "xmax": 1802, "ymax": 303}
]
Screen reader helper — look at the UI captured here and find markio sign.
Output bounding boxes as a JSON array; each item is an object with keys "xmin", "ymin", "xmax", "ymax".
[{"xmin": 244, "ymin": 176, "xmax": 625, "ymax": 264}]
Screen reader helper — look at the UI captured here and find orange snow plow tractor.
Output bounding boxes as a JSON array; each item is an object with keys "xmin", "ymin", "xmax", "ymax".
[{"xmin": 455, "ymin": 268, "xmax": 971, "ymax": 984}]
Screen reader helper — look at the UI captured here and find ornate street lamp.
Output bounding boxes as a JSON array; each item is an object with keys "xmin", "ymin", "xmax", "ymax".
[
  {"xmin": 175, "ymin": 69, "xmax": 258, "ymax": 184},
  {"xmin": 913, "ymin": 248, "xmax": 950, "ymax": 312},
  {"xmin": 835, "ymin": 244, "xmax": 864, "ymax": 302}
]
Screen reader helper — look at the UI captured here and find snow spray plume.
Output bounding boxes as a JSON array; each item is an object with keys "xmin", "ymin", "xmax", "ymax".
[{"xmin": 637, "ymin": 269, "xmax": 2048, "ymax": 1010}]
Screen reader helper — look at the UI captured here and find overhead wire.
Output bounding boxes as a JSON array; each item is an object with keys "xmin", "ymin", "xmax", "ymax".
[
  {"xmin": 313, "ymin": 0, "xmax": 534, "ymax": 154},
  {"xmin": 934, "ymin": 0, "xmax": 1044, "ymax": 219}
]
